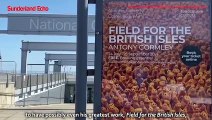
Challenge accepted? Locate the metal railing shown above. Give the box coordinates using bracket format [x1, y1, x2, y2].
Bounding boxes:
[15, 73, 66, 96]
[0, 72, 69, 107]
[0, 73, 16, 87]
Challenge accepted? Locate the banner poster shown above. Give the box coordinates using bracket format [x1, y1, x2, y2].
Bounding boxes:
[101, 0, 211, 119]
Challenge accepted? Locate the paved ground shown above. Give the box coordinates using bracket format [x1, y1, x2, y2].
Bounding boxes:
[0, 104, 93, 120]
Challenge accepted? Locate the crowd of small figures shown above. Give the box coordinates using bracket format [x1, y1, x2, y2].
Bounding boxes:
[102, 39, 211, 120]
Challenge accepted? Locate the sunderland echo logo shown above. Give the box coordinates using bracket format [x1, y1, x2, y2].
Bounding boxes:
[8, 6, 49, 12]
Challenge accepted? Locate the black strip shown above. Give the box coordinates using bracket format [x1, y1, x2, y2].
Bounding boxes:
[89, 0, 96, 4]
[94, 0, 103, 120]
[87, 69, 95, 76]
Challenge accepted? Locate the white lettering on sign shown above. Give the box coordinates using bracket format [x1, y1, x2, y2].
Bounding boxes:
[29, 18, 77, 31]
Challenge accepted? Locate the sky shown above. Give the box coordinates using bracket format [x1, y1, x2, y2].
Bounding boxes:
[0, 0, 96, 74]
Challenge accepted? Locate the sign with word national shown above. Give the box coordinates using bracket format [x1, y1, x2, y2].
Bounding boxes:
[7, 14, 95, 35]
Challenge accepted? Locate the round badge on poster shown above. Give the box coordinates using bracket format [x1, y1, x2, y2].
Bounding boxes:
[180, 45, 202, 67]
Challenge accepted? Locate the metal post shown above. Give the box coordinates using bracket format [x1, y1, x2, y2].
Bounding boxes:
[23, 92, 26, 107]
[53, 73, 57, 86]
[60, 84, 62, 103]
[6, 73, 8, 88]
[36, 74, 38, 93]
[58, 73, 59, 85]
[14, 74, 16, 87]
[65, 73, 67, 83]
[64, 84, 71, 103]
[29, 75, 31, 95]
[20, 74, 24, 98]
[53, 61, 57, 73]
[46, 74, 49, 89]
[50, 74, 53, 88]
[23, 75, 26, 107]
[47, 88, 49, 105]
[75, 0, 88, 119]
[42, 74, 44, 91]
[94, 0, 103, 119]
[45, 59, 49, 74]
[26, 75, 29, 95]
[63, 73, 67, 83]
[59, 73, 60, 84]
[21, 49, 28, 74]
[25, 75, 28, 103]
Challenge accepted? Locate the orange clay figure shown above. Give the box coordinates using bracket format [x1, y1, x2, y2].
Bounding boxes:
[183, 72, 192, 83]
[197, 87, 206, 97]
[134, 108, 142, 113]
[200, 111, 209, 120]
[167, 70, 175, 79]
[162, 92, 172, 101]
